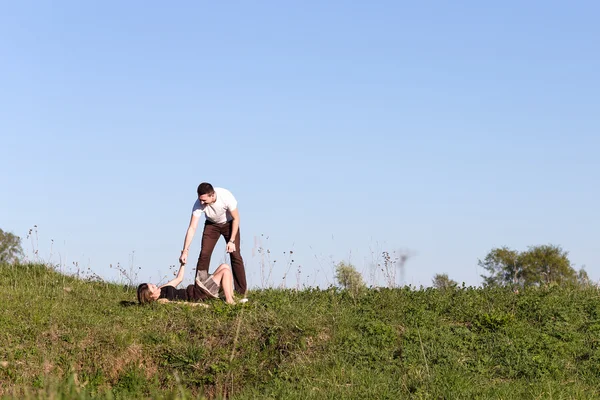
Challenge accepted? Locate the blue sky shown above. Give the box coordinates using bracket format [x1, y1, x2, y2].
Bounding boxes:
[1, 1, 598, 289]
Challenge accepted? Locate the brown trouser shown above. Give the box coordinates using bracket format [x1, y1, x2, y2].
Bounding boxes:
[196, 220, 247, 295]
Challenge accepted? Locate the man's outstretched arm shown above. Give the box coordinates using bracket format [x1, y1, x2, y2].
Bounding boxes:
[180, 213, 200, 264]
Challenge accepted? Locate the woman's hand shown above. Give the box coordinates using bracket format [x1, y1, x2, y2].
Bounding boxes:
[163, 261, 186, 288]
[179, 250, 188, 265]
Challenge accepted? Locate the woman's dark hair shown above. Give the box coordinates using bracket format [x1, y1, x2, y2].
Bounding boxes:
[197, 182, 214, 196]
[137, 283, 151, 304]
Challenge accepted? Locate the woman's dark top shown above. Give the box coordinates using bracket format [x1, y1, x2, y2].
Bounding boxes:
[159, 285, 188, 301]
[159, 285, 209, 302]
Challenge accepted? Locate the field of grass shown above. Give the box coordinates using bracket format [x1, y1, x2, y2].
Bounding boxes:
[1, 262, 600, 399]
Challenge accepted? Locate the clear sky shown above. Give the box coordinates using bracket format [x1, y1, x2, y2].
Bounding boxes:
[1, 1, 598, 289]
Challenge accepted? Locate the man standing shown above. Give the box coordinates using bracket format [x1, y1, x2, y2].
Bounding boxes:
[179, 182, 247, 296]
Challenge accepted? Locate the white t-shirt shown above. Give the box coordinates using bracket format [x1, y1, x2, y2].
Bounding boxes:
[192, 187, 238, 224]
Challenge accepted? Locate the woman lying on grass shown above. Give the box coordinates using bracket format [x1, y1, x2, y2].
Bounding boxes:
[137, 262, 235, 305]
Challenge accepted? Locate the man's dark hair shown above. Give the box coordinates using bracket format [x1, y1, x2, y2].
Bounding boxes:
[197, 182, 215, 196]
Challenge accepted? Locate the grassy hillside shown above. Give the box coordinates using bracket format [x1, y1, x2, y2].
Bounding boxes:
[1, 263, 600, 399]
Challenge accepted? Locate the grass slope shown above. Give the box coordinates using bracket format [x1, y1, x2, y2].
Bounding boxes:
[1, 263, 600, 399]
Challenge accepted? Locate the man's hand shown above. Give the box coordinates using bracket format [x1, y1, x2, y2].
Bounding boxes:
[179, 250, 188, 265]
[226, 241, 236, 253]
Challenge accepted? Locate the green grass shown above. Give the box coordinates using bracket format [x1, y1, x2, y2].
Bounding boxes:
[1, 262, 600, 399]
